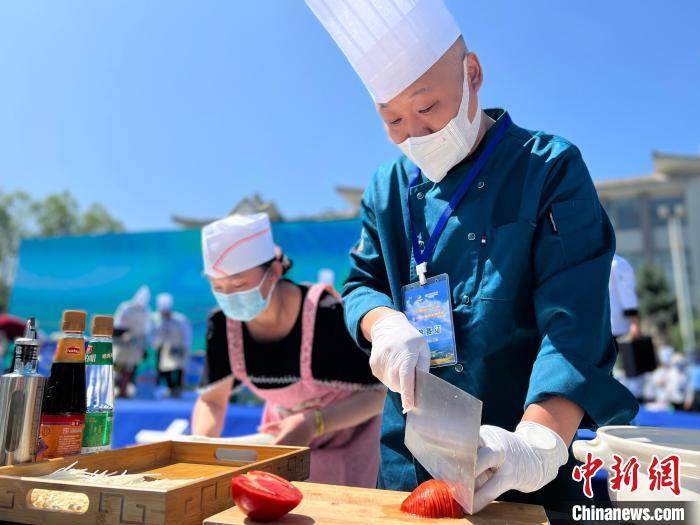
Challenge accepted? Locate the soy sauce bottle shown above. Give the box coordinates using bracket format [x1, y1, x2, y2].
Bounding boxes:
[37, 310, 87, 459]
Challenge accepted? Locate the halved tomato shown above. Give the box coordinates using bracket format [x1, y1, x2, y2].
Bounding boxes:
[400, 479, 464, 519]
[230, 470, 303, 522]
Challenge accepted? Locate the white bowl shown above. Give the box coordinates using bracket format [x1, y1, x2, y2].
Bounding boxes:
[572, 426, 700, 501]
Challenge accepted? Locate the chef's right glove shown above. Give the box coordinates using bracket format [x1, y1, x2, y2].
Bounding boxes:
[473, 421, 569, 513]
[369, 312, 431, 413]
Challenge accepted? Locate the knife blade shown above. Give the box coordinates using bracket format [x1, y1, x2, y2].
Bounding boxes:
[404, 369, 483, 514]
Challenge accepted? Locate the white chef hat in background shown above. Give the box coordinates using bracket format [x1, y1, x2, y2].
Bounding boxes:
[156, 293, 174, 313]
[201, 213, 275, 278]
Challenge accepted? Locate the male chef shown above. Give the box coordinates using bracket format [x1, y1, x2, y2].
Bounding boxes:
[306, 0, 638, 512]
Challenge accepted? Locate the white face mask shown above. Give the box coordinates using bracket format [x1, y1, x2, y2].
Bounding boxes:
[397, 60, 482, 183]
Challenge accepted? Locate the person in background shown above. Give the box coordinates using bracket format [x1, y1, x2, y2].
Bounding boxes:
[151, 293, 192, 398]
[609, 255, 641, 340]
[685, 349, 700, 411]
[306, 0, 637, 512]
[648, 346, 689, 409]
[609, 254, 646, 400]
[192, 213, 386, 488]
[0, 313, 27, 372]
[666, 353, 690, 411]
[113, 285, 151, 397]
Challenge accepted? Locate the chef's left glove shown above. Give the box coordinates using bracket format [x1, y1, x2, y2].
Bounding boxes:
[369, 312, 431, 413]
[473, 421, 568, 513]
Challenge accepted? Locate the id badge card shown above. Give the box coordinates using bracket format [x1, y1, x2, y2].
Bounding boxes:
[401, 273, 458, 368]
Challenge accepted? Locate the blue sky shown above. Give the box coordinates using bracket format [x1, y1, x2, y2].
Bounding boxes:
[1, 1, 698, 231]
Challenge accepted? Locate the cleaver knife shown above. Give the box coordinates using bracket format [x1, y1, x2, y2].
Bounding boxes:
[405, 369, 483, 514]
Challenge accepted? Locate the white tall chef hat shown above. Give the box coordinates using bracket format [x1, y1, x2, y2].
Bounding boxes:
[202, 213, 275, 278]
[156, 293, 173, 313]
[132, 285, 151, 308]
[305, 0, 462, 103]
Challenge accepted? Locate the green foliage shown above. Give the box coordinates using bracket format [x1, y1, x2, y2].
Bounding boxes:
[636, 261, 677, 324]
[671, 317, 700, 354]
[80, 203, 125, 234]
[0, 191, 32, 267]
[0, 189, 124, 311]
[0, 281, 8, 314]
[30, 191, 125, 237]
[0, 191, 33, 313]
[31, 191, 81, 237]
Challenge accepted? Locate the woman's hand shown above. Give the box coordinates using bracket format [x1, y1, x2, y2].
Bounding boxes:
[259, 411, 316, 446]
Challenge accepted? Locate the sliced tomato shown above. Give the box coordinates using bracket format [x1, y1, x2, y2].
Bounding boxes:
[400, 479, 464, 519]
[230, 470, 303, 522]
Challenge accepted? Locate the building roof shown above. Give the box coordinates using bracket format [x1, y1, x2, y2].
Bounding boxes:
[173, 152, 700, 226]
[172, 188, 361, 227]
[595, 152, 700, 199]
[336, 186, 364, 209]
[230, 194, 283, 221]
[595, 172, 667, 193]
[653, 151, 700, 176]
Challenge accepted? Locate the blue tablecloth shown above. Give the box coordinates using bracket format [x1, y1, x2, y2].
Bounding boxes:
[113, 398, 699, 450]
[112, 394, 263, 448]
[113, 397, 699, 501]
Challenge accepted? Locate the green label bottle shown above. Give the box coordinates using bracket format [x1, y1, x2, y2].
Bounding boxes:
[82, 316, 115, 453]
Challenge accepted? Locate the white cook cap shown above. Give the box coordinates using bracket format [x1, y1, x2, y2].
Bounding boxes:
[132, 285, 151, 308]
[305, 0, 461, 103]
[658, 346, 674, 366]
[202, 213, 275, 278]
[156, 293, 173, 312]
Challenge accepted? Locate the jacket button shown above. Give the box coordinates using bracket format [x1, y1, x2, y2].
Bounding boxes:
[467, 232, 476, 241]
[455, 363, 464, 373]
[477, 181, 485, 189]
[416, 191, 425, 200]
[462, 294, 471, 305]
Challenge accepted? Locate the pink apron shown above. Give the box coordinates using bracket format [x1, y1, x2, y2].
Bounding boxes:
[227, 284, 382, 488]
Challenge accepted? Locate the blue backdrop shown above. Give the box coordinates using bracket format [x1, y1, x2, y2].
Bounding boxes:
[9, 218, 362, 350]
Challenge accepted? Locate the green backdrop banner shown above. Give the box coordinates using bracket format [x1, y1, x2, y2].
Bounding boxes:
[9, 219, 362, 350]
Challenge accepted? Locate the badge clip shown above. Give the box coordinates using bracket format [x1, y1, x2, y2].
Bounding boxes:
[416, 262, 428, 286]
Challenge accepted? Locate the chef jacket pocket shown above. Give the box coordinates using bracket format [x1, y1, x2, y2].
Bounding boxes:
[478, 220, 536, 302]
[550, 199, 603, 268]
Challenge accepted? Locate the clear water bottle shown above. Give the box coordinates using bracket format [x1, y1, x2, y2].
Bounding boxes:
[81, 315, 114, 453]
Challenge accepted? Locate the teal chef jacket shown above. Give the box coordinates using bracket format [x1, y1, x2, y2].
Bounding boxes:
[342, 109, 639, 508]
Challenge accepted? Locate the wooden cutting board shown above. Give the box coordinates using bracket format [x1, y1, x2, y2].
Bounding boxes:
[204, 482, 549, 525]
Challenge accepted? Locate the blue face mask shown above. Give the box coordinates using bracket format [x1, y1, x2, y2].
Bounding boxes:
[214, 270, 276, 321]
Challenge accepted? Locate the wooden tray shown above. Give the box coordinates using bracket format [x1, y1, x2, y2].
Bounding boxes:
[0, 440, 309, 525]
[205, 482, 549, 525]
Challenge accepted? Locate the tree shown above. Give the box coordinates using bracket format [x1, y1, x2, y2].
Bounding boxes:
[0, 191, 33, 312]
[671, 317, 700, 354]
[0, 189, 124, 312]
[80, 203, 125, 234]
[31, 191, 81, 237]
[31, 192, 125, 237]
[0, 191, 33, 266]
[635, 261, 677, 341]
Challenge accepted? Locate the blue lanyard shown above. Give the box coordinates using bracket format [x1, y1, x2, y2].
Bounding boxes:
[408, 113, 512, 283]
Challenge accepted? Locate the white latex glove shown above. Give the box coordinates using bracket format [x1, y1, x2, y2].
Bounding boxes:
[473, 421, 568, 513]
[369, 312, 430, 413]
